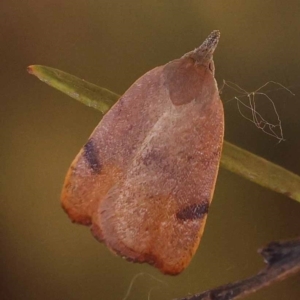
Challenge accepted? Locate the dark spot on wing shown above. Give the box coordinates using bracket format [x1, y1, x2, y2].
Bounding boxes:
[83, 139, 101, 174]
[142, 148, 163, 166]
[187, 155, 194, 162]
[176, 202, 209, 220]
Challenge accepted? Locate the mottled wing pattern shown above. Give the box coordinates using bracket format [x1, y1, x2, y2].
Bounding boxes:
[62, 66, 169, 225]
[62, 56, 223, 275]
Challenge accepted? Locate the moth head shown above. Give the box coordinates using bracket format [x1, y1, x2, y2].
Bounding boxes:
[183, 30, 220, 76]
[163, 30, 220, 106]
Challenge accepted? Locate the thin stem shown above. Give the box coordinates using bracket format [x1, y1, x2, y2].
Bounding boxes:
[221, 142, 300, 203]
[27, 65, 300, 204]
[175, 237, 300, 300]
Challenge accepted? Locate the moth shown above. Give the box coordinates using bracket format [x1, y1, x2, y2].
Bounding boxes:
[61, 30, 224, 275]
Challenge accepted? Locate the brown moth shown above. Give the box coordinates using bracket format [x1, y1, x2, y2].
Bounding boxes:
[61, 30, 224, 275]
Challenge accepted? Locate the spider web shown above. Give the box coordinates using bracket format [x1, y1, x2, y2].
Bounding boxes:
[219, 80, 295, 142]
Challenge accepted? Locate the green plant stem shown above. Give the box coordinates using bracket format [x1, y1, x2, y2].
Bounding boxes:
[28, 65, 300, 204]
[222, 142, 300, 202]
[27, 65, 119, 115]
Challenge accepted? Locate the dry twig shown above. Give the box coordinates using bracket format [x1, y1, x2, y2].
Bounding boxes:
[176, 237, 300, 300]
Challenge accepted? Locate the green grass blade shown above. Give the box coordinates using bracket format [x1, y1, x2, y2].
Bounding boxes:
[221, 142, 300, 203]
[27, 65, 119, 114]
[28, 65, 300, 204]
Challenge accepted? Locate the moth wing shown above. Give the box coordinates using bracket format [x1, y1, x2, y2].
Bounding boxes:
[91, 82, 224, 274]
[61, 66, 168, 226]
[62, 56, 224, 275]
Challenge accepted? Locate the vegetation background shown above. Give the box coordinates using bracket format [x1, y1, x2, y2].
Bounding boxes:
[1, 1, 300, 299]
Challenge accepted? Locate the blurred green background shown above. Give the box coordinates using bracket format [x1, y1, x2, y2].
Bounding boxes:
[1, 1, 300, 300]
